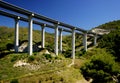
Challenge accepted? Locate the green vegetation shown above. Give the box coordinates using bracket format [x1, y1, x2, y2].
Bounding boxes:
[0, 26, 84, 83]
[0, 52, 85, 83]
[0, 26, 54, 52]
[0, 26, 14, 51]
[1, 20, 120, 83]
[80, 20, 120, 83]
[95, 20, 120, 30]
[81, 48, 120, 83]
[28, 55, 35, 62]
[0, 52, 72, 80]
[10, 79, 19, 83]
[98, 28, 120, 61]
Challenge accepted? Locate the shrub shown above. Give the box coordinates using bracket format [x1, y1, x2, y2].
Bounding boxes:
[63, 50, 71, 58]
[98, 29, 120, 61]
[75, 50, 86, 58]
[11, 55, 18, 62]
[44, 54, 52, 60]
[6, 43, 14, 51]
[81, 49, 120, 83]
[10, 79, 19, 83]
[28, 55, 35, 62]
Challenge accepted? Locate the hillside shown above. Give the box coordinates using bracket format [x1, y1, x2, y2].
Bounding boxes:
[92, 20, 120, 62]
[0, 26, 87, 57]
[1, 20, 120, 83]
[0, 26, 55, 52]
[91, 20, 120, 35]
[96, 20, 120, 30]
[82, 20, 120, 83]
[0, 26, 87, 83]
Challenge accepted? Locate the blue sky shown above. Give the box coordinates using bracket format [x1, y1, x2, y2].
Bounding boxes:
[0, 0, 120, 32]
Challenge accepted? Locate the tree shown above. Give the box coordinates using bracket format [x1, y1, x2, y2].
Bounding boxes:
[98, 28, 120, 61]
[81, 49, 120, 83]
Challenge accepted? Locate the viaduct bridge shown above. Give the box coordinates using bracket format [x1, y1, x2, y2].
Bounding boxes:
[0, 1, 99, 59]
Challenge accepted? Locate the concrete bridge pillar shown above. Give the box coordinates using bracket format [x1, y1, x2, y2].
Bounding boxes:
[14, 17, 20, 52]
[59, 29, 62, 53]
[41, 24, 46, 48]
[71, 28, 75, 59]
[83, 33, 87, 51]
[94, 34, 97, 46]
[28, 14, 34, 56]
[54, 23, 59, 56]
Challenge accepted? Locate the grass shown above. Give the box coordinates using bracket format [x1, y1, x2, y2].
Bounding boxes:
[0, 51, 87, 83]
[0, 52, 76, 81]
[1, 20, 120, 83]
[3, 67, 82, 83]
[0, 26, 89, 83]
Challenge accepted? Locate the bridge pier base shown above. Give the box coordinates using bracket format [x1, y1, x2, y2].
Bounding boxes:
[41, 25, 45, 48]
[54, 24, 58, 56]
[71, 28, 75, 59]
[83, 33, 87, 51]
[28, 14, 34, 56]
[14, 17, 20, 52]
[59, 29, 62, 53]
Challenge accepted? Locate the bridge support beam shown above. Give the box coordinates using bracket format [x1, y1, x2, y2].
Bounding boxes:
[28, 14, 34, 56]
[83, 33, 87, 51]
[54, 24, 59, 56]
[71, 28, 75, 59]
[94, 34, 97, 46]
[41, 25, 45, 48]
[14, 17, 20, 52]
[59, 29, 62, 53]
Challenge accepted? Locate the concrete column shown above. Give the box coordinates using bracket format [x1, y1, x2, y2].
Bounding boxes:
[94, 34, 97, 46]
[41, 25, 45, 48]
[14, 17, 20, 52]
[83, 33, 87, 51]
[71, 28, 75, 59]
[59, 29, 62, 53]
[28, 14, 34, 56]
[82, 34, 84, 46]
[54, 24, 59, 56]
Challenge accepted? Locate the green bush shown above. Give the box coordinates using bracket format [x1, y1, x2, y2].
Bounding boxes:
[75, 50, 86, 58]
[81, 49, 120, 83]
[6, 43, 14, 51]
[11, 55, 18, 62]
[98, 29, 120, 61]
[10, 79, 19, 83]
[28, 55, 35, 62]
[63, 50, 71, 58]
[44, 54, 52, 60]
